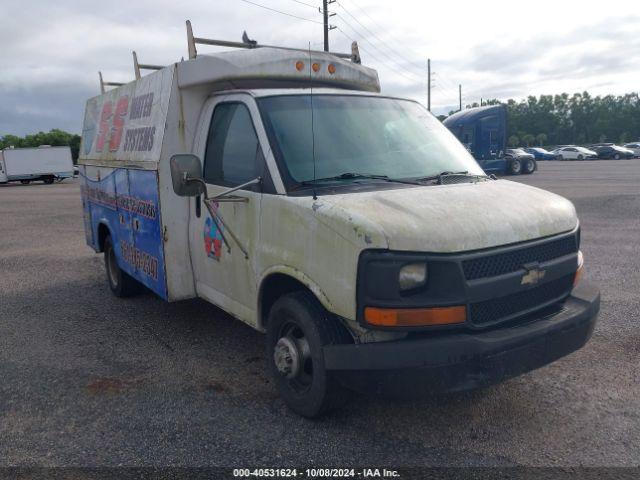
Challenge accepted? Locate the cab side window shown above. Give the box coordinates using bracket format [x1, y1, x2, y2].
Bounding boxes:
[203, 103, 263, 187]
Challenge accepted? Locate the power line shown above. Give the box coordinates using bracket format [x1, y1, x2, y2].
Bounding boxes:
[335, 1, 424, 74]
[335, 16, 423, 82]
[286, 0, 318, 9]
[237, 0, 323, 25]
[334, 26, 423, 84]
[341, 0, 463, 96]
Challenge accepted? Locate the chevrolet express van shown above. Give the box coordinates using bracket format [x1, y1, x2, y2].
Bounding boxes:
[78, 22, 600, 417]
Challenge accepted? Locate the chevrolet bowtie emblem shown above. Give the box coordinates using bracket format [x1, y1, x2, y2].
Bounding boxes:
[521, 267, 546, 285]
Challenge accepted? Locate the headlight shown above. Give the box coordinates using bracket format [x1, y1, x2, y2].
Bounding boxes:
[399, 263, 427, 291]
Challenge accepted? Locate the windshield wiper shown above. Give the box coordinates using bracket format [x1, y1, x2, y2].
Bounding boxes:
[297, 172, 421, 188]
[413, 170, 489, 184]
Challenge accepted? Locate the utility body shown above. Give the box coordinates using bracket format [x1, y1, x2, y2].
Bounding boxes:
[79, 23, 599, 417]
[0, 146, 74, 184]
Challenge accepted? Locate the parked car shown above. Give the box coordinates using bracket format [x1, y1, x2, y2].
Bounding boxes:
[552, 146, 597, 161]
[623, 143, 640, 158]
[594, 145, 635, 160]
[525, 147, 557, 160]
[504, 148, 537, 173]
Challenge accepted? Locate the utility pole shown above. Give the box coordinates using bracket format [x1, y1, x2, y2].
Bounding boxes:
[427, 58, 431, 111]
[322, 0, 336, 52]
[459, 84, 462, 111]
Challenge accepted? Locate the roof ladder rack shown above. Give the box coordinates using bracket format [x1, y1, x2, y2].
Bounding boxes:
[98, 71, 125, 94]
[185, 20, 361, 64]
[133, 51, 164, 80]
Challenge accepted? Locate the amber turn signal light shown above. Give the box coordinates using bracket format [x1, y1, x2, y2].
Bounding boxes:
[364, 306, 466, 327]
[328, 64, 336, 74]
[295, 61, 305, 71]
[312, 63, 321, 72]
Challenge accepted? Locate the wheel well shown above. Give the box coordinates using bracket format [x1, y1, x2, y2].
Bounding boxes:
[97, 223, 110, 252]
[259, 274, 310, 330]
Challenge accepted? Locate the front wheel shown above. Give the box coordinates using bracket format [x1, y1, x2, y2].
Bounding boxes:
[20, 180, 30, 185]
[104, 234, 142, 297]
[509, 159, 522, 175]
[43, 177, 55, 184]
[577, 154, 584, 161]
[266, 291, 352, 418]
[522, 158, 537, 174]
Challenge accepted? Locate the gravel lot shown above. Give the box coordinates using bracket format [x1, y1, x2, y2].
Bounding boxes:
[1, 160, 639, 467]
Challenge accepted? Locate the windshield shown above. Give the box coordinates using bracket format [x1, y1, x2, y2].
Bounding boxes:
[257, 95, 484, 187]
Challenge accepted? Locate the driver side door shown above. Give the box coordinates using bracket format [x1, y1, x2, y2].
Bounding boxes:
[188, 95, 266, 326]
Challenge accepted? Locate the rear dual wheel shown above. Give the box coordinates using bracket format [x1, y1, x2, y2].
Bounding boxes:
[103, 234, 142, 297]
[266, 291, 353, 418]
[509, 159, 522, 175]
[522, 158, 537, 174]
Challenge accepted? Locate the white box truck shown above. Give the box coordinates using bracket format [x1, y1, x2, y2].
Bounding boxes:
[78, 21, 600, 417]
[0, 146, 74, 184]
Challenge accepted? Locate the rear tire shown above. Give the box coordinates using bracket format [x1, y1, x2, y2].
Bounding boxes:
[614, 153, 621, 160]
[104, 234, 142, 297]
[266, 291, 353, 418]
[20, 180, 30, 185]
[557, 154, 564, 161]
[43, 177, 55, 185]
[522, 158, 536, 174]
[509, 159, 522, 175]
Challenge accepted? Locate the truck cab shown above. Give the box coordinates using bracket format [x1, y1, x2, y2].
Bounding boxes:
[443, 105, 537, 175]
[78, 22, 599, 417]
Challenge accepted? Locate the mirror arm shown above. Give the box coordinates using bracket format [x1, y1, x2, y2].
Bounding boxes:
[210, 177, 262, 201]
[183, 174, 208, 195]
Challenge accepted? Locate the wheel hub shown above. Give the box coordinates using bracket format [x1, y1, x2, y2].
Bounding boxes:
[274, 336, 301, 379]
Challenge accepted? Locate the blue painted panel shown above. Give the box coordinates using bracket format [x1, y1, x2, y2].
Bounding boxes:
[80, 168, 167, 300]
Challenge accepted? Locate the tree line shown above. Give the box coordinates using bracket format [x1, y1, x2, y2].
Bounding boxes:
[2, 91, 639, 158]
[0, 130, 81, 162]
[463, 91, 640, 148]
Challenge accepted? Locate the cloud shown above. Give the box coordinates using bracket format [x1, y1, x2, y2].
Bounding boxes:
[0, 0, 638, 135]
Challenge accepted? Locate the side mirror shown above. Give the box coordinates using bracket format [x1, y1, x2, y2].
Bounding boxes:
[170, 154, 206, 197]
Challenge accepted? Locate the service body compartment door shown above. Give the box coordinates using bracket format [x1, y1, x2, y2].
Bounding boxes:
[127, 169, 167, 299]
[189, 95, 265, 326]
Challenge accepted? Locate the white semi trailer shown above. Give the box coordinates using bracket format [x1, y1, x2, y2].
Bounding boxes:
[0, 146, 74, 184]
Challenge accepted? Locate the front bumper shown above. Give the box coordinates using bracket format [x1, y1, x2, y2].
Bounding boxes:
[324, 281, 599, 396]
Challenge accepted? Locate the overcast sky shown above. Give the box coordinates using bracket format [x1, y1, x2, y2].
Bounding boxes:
[0, 0, 638, 136]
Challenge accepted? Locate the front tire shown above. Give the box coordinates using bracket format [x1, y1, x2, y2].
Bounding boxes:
[43, 177, 55, 184]
[509, 158, 522, 175]
[557, 154, 564, 161]
[20, 180, 30, 185]
[577, 154, 584, 161]
[104, 234, 142, 297]
[522, 158, 536, 174]
[266, 291, 352, 418]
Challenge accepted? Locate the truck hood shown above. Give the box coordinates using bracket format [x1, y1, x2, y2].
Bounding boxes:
[312, 180, 578, 252]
